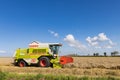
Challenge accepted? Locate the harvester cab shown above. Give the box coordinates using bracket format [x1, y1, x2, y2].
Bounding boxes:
[49, 43, 62, 58]
[13, 41, 73, 68]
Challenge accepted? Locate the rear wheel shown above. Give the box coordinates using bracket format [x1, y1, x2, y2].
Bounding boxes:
[18, 60, 26, 67]
[38, 57, 51, 67]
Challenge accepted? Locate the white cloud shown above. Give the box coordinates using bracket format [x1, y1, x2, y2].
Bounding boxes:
[48, 30, 59, 37]
[0, 50, 6, 53]
[86, 33, 115, 48]
[64, 34, 86, 50]
[98, 33, 108, 41]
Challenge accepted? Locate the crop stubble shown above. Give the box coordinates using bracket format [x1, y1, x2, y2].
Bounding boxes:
[0, 57, 120, 77]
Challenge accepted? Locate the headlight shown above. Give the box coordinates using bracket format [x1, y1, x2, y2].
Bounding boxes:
[53, 54, 58, 58]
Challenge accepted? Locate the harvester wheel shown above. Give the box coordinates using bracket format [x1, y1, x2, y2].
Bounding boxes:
[38, 57, 50, 67]
[18, 60, 26, 67]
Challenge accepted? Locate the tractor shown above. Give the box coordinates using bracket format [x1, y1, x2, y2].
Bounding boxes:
[13, 41, 73, 68]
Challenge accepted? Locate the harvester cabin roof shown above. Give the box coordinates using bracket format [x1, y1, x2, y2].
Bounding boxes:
[29, 41, 62, 48]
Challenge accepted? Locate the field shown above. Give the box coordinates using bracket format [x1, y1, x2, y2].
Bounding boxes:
[0, 57, 120, 79]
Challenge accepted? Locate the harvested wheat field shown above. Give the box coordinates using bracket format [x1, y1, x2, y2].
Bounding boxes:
[0, 57, 120, 77]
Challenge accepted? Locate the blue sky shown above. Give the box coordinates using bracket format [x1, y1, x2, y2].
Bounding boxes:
[0, 0, 120, 57]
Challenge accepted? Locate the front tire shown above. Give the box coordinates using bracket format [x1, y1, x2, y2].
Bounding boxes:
[38, 57, 51, 67]
[18, 60, 26, 67]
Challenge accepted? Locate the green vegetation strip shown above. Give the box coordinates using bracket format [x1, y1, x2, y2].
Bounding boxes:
[0, 71, 120, 80]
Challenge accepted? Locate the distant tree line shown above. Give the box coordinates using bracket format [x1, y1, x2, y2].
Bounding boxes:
[93, 51, 119, 57]
[66, 51, 120, 57]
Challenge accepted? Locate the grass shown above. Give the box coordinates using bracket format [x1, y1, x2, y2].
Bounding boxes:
[1, 71, 120, 80]
[0, 71, 80, 80]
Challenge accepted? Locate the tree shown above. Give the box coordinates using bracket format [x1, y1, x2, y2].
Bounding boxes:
[104, 52, 107, 56]
[96, 53, 99, 56]
[111, 51, 119, 56]
[93, 53, 99, 56]
[93, 53, 96, 56]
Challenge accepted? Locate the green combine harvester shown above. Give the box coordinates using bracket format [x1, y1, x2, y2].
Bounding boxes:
[13, 41, 73, 68]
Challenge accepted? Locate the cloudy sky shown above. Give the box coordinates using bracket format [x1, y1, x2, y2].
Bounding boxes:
[0, 0, 120, 56]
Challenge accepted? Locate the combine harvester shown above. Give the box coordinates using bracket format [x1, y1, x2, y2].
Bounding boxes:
[13, 41, 73, 68]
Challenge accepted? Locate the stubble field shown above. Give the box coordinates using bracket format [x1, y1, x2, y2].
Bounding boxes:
[0, 57, 120, 77]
